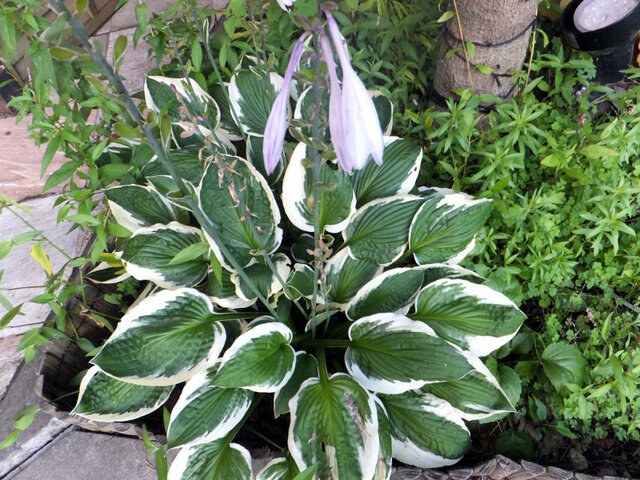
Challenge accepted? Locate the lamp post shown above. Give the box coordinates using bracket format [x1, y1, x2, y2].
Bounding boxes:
[561, 0, 640, 83]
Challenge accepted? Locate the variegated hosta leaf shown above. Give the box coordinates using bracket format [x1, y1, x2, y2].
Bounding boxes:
[72, 366, 173, 422]
[104, 185, 179, 233]
[282, 143, 356, 234]
[274, 352, 318, 417]
[247, 133, 284, 180]
[371, 91, 394, 136]
[380, 391, 470, 469]
[424, 352, 515, 420]
[145, 76, 221, 131]
[207, 271, 256, 309]
[346, 268, 425, 320]
[410, 278, 526, 357]
[168, 440, 252, 480]
[142, 150, 206, 186]
[256, 458, 314, 480]
[256, 458, 290, 480]
[92, 288, 225, 386]
[293, 87, 330, 142]
[344, 195, 423, 266]
[351, 137, 421, 207]
[345, 314, 473, 394]
[325, 249, 382, 306]
[167, 366, 254, 448]
[209, 83, 244, 142]
[213, 322, 295, 392]
[420, 263, 484, 286]
[286, 264, 315, 300]
[409, 193, 492, 265]
[289, 374, 379, 480]
[231, 254, 291, 303]
[121, 222, 208, 289]
[228, 70, 282, 134]
[374, 399, 393, 480]
[198, 156, 282, 269]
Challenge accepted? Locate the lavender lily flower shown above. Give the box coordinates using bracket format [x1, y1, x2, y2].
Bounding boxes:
[263, 32, 310, 175]
[325, 10, 384, 171]
[319, 33, 350, 172]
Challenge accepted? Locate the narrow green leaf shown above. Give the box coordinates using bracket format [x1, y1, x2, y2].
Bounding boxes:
[41, 136, 61, 177]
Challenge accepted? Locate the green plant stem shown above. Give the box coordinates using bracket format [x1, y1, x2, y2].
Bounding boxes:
[7, 208, 72, 260]
[48, 0, 281, 321]
[246, 427, 284, 452]
[317, 347, 329, 385]
[189, 2, 247, 142]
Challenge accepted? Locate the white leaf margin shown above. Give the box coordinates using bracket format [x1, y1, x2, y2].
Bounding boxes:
[217, 322, 295, 393]
[93, 288, 225, 386]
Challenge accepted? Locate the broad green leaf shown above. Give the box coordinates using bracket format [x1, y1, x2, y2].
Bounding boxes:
[72, 366, 172, 422]
[92, 288, 225, 385]
[293, 87, 330, 142]
[274, 352, 318, 417]
[409, 193, 492, 264]
[231, 254, 291, 303]
[257, 458, 313, 480]
[346, 314, 473, 394]
[167, 367, 253, 448]
[0, 241, 12, 261]
[374, 399, 393, 480]
[352, 137, 421, 206]
[344, 195, 423, 266]
[247, 132, 282, 180]
[380, 391, 470, 468]
[286, 264, 315, 299]
[168, 440, 251, 480]
[420, 263, 484, 286]
[169, 242, 210, 266]
[113, 34, 127, 61]
[424, 352, 514, 420]
[282, 143, 355, 233]
[228, 70, 280, 134]
[30, 243, 52, 275]
[142, 150, 205, 186]
[411, 279, 525, 357]
[346, 268, 424, 320]
[199, 156, 282, 269]
[42, 161, 80, 192]
[145, 76, 220, 130]
[209, 83, 244, 142]
[213, 322, 295, 392]
[541, 342, 585, 392]
[289, 374, 379, 480]
[580, 144, 619, 159]
[324, 249, 381, 305]
[371, 92, 394, 135]
[256, 458, 290, 480]
[105, 185, 179, 233]
[207, 270, 255, 309]
[121, 222, 208, 289]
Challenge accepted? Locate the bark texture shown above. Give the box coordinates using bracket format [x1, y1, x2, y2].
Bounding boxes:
[433, 0, 538, 101]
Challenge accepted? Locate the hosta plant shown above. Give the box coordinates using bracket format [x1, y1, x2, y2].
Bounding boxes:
[70, 6, 525, 479]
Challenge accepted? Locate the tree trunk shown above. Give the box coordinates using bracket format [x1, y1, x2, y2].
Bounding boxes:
[432, 0, 538, 102]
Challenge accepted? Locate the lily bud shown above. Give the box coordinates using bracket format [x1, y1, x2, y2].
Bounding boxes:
[325, 11, 384, 170]
[263, 32, 310, 175]
[320, 33, 350, 172]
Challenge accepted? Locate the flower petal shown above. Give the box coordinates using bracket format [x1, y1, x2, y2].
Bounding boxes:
[263, 32, 310, 174]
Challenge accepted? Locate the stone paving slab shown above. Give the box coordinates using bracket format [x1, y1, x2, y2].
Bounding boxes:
[0, 336, 24, 399]
[0, 116, 68, 202]
[0, 195, 90, 339]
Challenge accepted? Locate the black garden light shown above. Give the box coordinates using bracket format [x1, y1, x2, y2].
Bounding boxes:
[561, 0, 640, 83]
